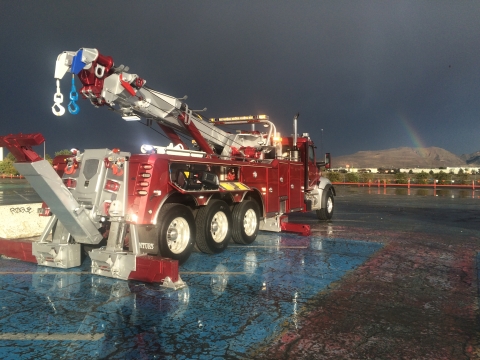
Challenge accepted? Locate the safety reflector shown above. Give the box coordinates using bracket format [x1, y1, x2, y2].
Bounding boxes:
[105, 180, 120, 192]
[103, 201, 111, 215]
[63, 178, 77, 189]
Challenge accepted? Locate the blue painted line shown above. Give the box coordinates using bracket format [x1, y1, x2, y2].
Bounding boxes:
[0, 234, 382, 359]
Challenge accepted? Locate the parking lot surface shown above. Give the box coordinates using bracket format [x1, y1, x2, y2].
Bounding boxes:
[0, 185, 479, 359]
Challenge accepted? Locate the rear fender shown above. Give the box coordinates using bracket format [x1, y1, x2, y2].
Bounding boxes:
[151, 190, 196, 225]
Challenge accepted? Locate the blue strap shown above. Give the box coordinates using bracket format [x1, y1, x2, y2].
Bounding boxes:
[70, 49, 85, 75]
[68, 75, 80, 115]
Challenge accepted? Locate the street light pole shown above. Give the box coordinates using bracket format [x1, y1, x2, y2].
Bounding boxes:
[320, 129, 324, 161]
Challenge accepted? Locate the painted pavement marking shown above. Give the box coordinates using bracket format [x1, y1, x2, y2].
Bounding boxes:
[229, 245, 308, 248]
[0, 333, 104, 341]
[0, 271, 89, 275]
[181, 271, 248, 275]
[0, 236, 383, 359]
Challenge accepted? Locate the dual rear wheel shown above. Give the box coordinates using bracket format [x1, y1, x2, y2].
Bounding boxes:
[157, 203, 196, 264]
[195, 200, 232, 254]
[157, 199, 261, 262]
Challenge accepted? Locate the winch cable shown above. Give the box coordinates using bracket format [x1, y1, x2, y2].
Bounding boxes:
[142, 86, 245, 149]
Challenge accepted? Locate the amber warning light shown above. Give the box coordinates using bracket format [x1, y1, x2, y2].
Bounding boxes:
[210, 115, 269, 122]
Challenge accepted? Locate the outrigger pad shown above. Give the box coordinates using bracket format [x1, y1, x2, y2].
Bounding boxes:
[280, 216, 311, 236]
[0, 238, 37, 263]
[129, 255, 180, 284]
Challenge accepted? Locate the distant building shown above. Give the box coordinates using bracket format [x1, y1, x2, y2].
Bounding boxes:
[330, 167, 377, 173]
[330, 166, 479, 174]
[400, 167, 479, 174]
[0, 147, 3, 161]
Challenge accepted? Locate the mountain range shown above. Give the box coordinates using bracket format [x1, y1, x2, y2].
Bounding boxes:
[333, 147, 480, 169]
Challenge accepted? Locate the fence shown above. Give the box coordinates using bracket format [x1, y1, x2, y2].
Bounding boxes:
[333, 179, 477, 189]
[0, 174, 24, 179]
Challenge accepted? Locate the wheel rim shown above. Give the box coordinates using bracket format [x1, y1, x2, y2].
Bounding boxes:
[210, 211, 228, 243]
[166, 217, 190, 254]
[243, 208, 257, 236]
[326, 196, 333, 213]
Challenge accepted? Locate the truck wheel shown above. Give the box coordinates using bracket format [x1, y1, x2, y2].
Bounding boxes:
[158, 203, 195, 264]
[195, 200, 232, 254]
[316, 189, 334, 220]
[232, 200, 260, 244]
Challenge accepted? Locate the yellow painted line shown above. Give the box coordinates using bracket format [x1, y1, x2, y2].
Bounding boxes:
[0, 271, 89, 275]
[0, 333, 104, 341]
[310, 229, 346, 232]
[229, 245, 308, 249]
[181, 271, 247, 275]
[337, 220, 367, 222]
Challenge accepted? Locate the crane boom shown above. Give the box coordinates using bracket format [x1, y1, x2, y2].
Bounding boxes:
[53, 48, 275, 158]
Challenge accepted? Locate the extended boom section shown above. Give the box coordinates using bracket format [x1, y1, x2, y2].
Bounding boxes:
[53, 48, 277, 158]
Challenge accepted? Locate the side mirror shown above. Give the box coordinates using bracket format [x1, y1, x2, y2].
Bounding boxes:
[316, 152, 331, 170]
[325, 153, 331, 169]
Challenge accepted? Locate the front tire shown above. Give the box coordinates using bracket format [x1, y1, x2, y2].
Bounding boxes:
[195, 200, 232, 254]
[316, 189, 334, 220]
[232, 200, 260, 244]
[157, 203, 195, 264]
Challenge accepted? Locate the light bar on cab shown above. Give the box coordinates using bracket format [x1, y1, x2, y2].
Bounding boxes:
[210, 115, 269, 122]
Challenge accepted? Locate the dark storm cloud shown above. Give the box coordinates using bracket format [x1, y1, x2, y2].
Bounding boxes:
[1, 1, 479, 157]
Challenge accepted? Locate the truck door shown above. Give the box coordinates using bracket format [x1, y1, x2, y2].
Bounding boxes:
[289, 163, 304, 210]
[306, 143, 319, 190]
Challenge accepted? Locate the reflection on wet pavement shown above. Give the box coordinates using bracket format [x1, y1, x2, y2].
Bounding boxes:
[0, 234, 381, 359]
[1, 185, 479, 359]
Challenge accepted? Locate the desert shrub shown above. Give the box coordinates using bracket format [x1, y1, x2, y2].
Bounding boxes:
[434, 171, 448, 184]
[0, 159, 19, 175]
[415, 171, 429, 184]
[345, 172, 359, 183]
[395, 172, 408, 184]
[325, 171, 341, 182]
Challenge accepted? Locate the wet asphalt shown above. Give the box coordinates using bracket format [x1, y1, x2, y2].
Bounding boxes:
[267, 186, 480, 359]
[0, 184, 479, 359]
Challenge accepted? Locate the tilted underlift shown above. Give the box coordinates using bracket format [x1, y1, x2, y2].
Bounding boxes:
[0, 133, 183, 288]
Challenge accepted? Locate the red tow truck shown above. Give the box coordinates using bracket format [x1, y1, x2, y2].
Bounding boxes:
[0, 48, 334, 288]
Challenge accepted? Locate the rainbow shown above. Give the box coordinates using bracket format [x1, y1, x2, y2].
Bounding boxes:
[398, 114, 428, 158]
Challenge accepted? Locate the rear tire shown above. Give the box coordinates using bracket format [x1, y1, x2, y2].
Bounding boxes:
[195, 200, 232, 254]
[157, 203, 195, 264]
[316, 189, 334, 220]
[232, 200, 260, 244]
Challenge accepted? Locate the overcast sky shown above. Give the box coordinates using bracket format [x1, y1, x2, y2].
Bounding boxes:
[1, 1, 480, 158]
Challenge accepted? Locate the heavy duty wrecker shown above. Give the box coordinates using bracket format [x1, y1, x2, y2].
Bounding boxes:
[0, 48, 335, 288]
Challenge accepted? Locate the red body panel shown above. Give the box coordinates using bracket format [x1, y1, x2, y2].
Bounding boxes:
[0, 133, 44, 162]
[126, 152, 313, 224]
[267, 167, 279, 214]
[289, 164, 304, 210]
